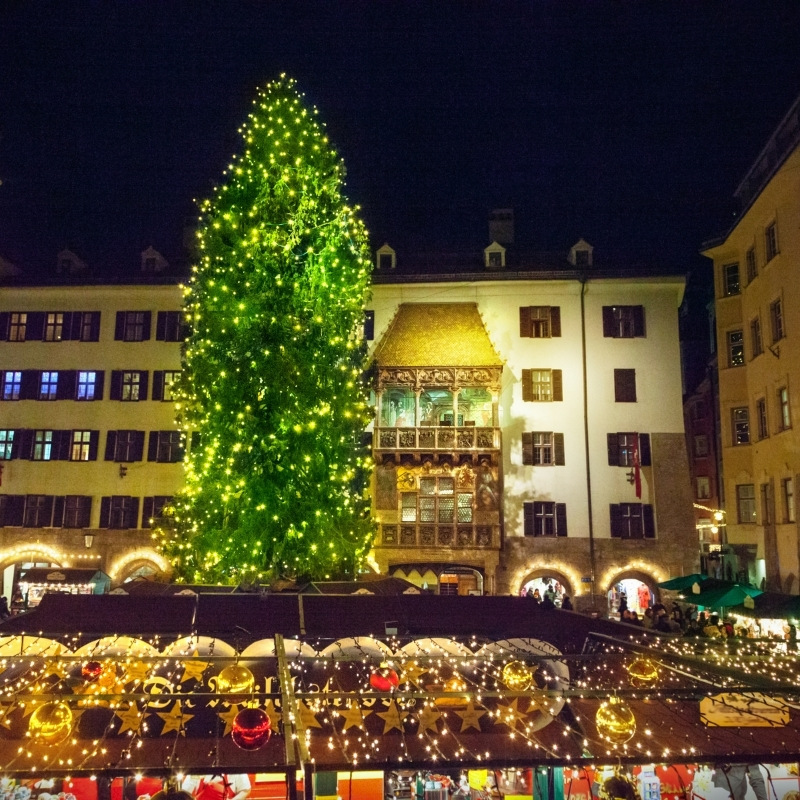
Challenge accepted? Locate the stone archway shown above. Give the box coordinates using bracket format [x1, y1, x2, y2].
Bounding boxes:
[108, 549, 171, 587]
[0, 544, 66, 575]
[518, 567, 574, 600]
[603, 568, 661, 617]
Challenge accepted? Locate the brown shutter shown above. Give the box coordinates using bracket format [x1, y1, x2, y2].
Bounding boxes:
[522, 432, 533, 465]
[27, 312, 45, 340]
[0, 312, 9, 340]
[141, 311, 152, 341]
[523, 502, 535, 536]
[142, 497, 155, 529]
[114, 312, 125, 340]
[57, 370, 77, 400]
[519, 307, 532, 338]
[521, 369, 532, 402]
[109, 371, 122, 400]
[99, 497, 111, 528]
[550, 306, 561, 337]
[148, 432, 159, 462]
[52, 496, 65, 527]
[88, 431, 99, 461]
[639, 433, 651, 466]
[105, 431, 117, 461]
[152, 371, 164, 401]
[556, 503, 567, 537]
[554, 432, 565, 465]
[614, 369, 636, 402]
[602, 307, 614, 337]
[643, 504, 655, 538]
[94, 370, 105, 400]
[633, 305, 646, 337]
[607, 433, 620, 466]
[156, 311, 167, 341]
[139, 371, 149, 399]
[552, 369, 563, 401]
[609, 504, 622, 538]
[132, 431, 145, 461]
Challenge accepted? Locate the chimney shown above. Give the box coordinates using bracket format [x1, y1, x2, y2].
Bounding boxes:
[488, 208, 514, 245]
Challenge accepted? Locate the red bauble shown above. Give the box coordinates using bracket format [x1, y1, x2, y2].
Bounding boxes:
[231, 707, 272, 751]
[82, 661, 103, 681]
[369, 666, 399, 692]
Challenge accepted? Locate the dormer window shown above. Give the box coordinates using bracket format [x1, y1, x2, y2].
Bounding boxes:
[56, 248, 86, 274]
[484, 241, 506, 270]
[141, 246, 167, 273]
[569, 239, 594, 267]
[376, 243, 396, 270]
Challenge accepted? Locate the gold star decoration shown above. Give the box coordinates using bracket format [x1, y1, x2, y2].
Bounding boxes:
[115, 703, 144, 735]
[122, 661, 153, 685]
[0, 703, 15, 730]
[494, 697, 528, 731]
[218, 703, 241, 736]
[297, 700, 322, 729]
[157, 700, 193, 736]
[401, 661, 428, 687]
[417, 704, 442, 733]
[180, 652, 210, 683]
[376, 700, 406, 733]
[339, 700, 370, 731]
[43, 660, 69, 680]
[263, 699, 283, 730]
[455, 700, 487, 732]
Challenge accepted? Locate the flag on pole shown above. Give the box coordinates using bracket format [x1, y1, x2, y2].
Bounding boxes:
[632, 434, 642, 499]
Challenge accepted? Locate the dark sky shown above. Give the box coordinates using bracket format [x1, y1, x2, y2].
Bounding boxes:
[2, 2, 800, 275]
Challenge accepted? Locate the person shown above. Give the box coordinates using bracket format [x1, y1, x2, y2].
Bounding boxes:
[617, 593, 628, 616]
[0, 597, 9, 620]
[541, 593, 556, 610]
[532, 588, 541, 604]
[642, 607, 654, 629]
[560, 595, 573, 611]
[787, 624, 798, 652]
[181, 775, 251, 800]
[525, 587, 534, 598]
[654, 606, 673, 634]
[713, 764, 767, 800]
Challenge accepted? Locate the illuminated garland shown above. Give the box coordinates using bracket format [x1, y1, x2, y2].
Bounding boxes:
[154, 75, 374, 583]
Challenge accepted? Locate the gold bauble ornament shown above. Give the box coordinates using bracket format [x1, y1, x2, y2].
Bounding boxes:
[595, 696, 636, 744]
[502, 660, 534, 691]
[28, 701, 73, 745]
[213, 664, 255, 701]
[433, 675, 469, 708]
[627, 657, 659, 687]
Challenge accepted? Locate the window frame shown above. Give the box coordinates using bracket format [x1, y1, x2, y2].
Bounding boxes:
[8, 312, 27, 342]
[23, 495, 54, 528]
[609, 502, 655, 539]
[614, 368, 637, 402]
[732, 407, 750, 445]
[693, 434, 709, 458]
[696, 476, 711, 499]
[783, 478, 795, 523]
[523, 500, 567, 537]
[1, 371, 22, 401]
[756, 397, 768, 440]
[726, 330, 744, 367]
[750, 317, 763, 358]
[519, 306, 561, 338]
[770, 298, 784, 343]
[778, 386, 791, 431]
[32, 430, 54, 461]
[522, 431, 566, 466]
[746, 246, 757, 283]
[722, 263, 740, 297]
[736, 483, 756, 524]
[38, 371, 59, 400]
[765, 222, 779, 262]
[521, 368, 563, 402]
[602, 305, 646, 338]
[0, 429, 14, 460]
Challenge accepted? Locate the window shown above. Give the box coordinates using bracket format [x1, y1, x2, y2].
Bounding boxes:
[523, 501, 567, 537]
[1, 371, 22, 401]
[519, 306, 561, 338]
[115, 311, 151, 342]
[39, 371, 58, 400]
[110, 370, 149, 401]
[607, 433, 651, 467]
[62, 495, 92, 528]
[522, 432, 565, 466]
[43, 313, 64, 342]
[726, 330, 744, 367]
[363, 310, 375, 341]
[732, 407, 750, 444]
[756, 397, 768, 440]
[610, 503, 655, 538]
[770, 299, 784, 342]
[0, 495, 25, 526]
[778, 387, 791, 431]
[765, 222, 779, 262]
[0, 430, 14, 460]
[8, 312, 27, 342]
[722, 263, 740, 296]
[152, 370, 180, 401]
[783, 478, 795, 523]
[521, 369, 563, 402]
[77, 371, 99, 400]
[401, 476, 472, 525]
[32, 430, 54, 461]
[614, 369, 637, 402]
[746, 246, 757, 283]
[750, 318, 763, 358]
[736, 484, 756, 524]
[691, 402, 707, 421]
[122, 372, 141, 401]
[100, 496, 140, 529]
[70, 430, 92, 462]
[156, 311, 186, 342]
[694, 434, 709, 458]
[142, 495, 173, 529]
[696, 476, 711, 499]
[73, 311, 101, 342]
[602, 306, 645, 338]
[105, 430, 145, 462]
[148, 431, 184, 463]
[23, 495, 54, 528]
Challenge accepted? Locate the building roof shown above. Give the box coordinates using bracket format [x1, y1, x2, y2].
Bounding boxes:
[373, 303, 502, 367]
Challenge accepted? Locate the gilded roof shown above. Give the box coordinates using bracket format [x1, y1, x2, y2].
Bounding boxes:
[374, 303, 502, 367]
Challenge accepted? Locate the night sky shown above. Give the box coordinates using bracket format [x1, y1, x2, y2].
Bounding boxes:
[2, 2, 800, 276]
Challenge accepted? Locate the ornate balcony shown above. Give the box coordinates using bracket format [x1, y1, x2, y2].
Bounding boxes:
[380, 523, 497, 549]
[375, 425, 500, 454]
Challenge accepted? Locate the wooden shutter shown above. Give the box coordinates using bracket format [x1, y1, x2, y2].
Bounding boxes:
[607, 433, 620, 466]
[638, 433, 651, 466]
[53, 430, 72, 461]
[105, 431, 117, 461]
[78, 497, 92, 528]
[26, 312, 45, 341]
[633, 306, 646, 337]
[148, 432, 159, 462]
[614, 369, 636, 402]
[109, 371, 123, 400]
[56, 370, 77, 400]
[132, 431, 145, 461]
[602, 307, 615, 337]
[364, 311, 375, 341]
[609, 504, 622, 538]
[9, 429, 23, 459]
[126, 497, 140, 529]
[643, 504, 655, 538]
[550, 306, 561, 337]
[141, 311, 152, 341]
[554, 432, 565, 465]
[521, 432, 533, 465]
[521, 369, 532, 402]
[523, 502, 535, 536]
[40, 495, 55, 526]
[114, 312, 125, 340]
[52, 496, 65, 527]
[555, 503, 568, 537]
[3, 495, 26, 526]
[139, 371, 149, 399]
[142, 497, 155, 529]
[94, 370, 105, 400]
[21, 370, 39, 399]
[69, 313, 83, 340]
[155, 311, 167, 341]
[152, 371, 164, 401]
[88, 431, 100, 461]
[552, 369, 563, 401]
[20, 429, 35, 459]
[519, 307, 532, 338]
[0, 312, 9, 340]
[89, 312, 101, 341]
[59, 312, 73, 341]
[99, 497, 111, 528]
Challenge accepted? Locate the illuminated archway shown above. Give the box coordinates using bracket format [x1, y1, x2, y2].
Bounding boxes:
[108, 549, 170, 585]
[0, 544, 66, 573]
[601, 562, 665, 617]
[510, 558, 583, 598]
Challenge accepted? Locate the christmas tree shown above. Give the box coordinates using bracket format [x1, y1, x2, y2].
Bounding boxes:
[156, 75, 374, 584]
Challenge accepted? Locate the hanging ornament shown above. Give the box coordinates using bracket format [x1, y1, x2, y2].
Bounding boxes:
[82, 661, 103, 682]
[599, 773, 641, 800]
[433, 675, 469, 708]
[231, 707, 272, 750]
[595, 697, 636, 744]
[502, 660, 535, 691]
[96, 662, 119, 688]
[627, 657, 659, 687]
[28, 701, 73, 745]
[212, 664, 256, 701]
[369, 664, 400, 692]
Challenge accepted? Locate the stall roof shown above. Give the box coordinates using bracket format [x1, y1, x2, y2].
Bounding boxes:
[18, 567, 109, 584]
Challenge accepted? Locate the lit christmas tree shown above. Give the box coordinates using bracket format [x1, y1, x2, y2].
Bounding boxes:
[156, 75, 374, 584]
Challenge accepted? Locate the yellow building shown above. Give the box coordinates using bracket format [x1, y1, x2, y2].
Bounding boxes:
[702, 94, 800, 592]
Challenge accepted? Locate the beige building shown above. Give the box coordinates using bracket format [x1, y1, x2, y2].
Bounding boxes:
[702, 94, 800, 592]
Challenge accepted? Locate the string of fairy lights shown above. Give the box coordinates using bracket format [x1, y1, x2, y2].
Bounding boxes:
[0, 629, 797, 778]
[155, 74, 374, 585]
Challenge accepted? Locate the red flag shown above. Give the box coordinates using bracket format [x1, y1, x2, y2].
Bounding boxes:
[632, 434, 642, 499]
